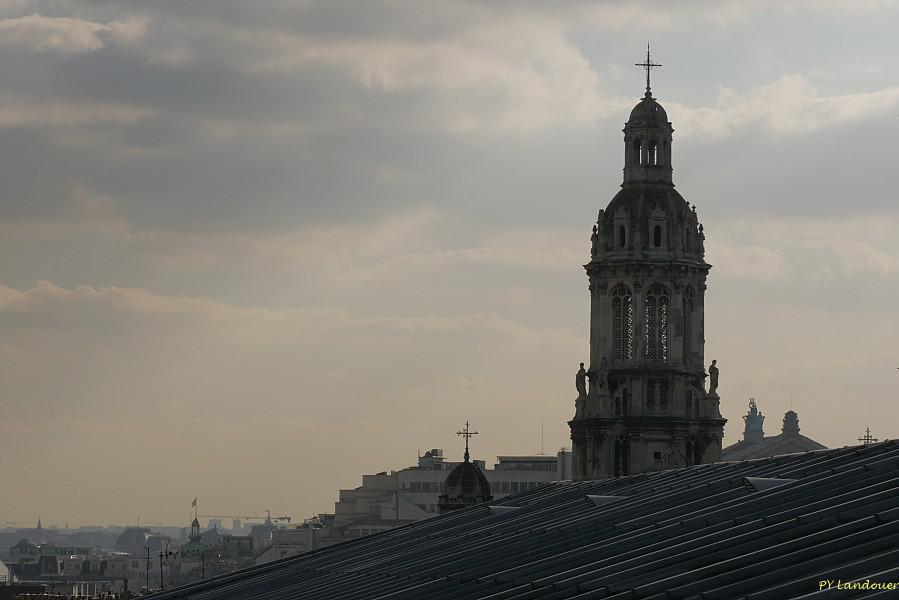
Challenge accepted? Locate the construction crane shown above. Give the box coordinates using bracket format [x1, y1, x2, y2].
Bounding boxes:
[198, 510, 291, 524]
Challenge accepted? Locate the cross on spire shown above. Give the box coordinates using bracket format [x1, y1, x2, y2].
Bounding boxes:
[635, 43, 661, 97]
[456, 420, 479, 462]
[858, 427, 879, 445]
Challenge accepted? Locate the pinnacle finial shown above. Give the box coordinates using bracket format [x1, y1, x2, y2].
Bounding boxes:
[635, 43, 661, 97]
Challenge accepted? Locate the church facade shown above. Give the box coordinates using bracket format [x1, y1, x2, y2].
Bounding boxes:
[569, 59, 726, 480]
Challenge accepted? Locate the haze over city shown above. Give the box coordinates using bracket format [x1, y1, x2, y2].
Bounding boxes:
[2, 0, 898, 528]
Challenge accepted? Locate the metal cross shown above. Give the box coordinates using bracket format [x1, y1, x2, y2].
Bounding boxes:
[857, 427, 879, 445]
[456, 420, 479, 462]
[635, 43, 662, 96]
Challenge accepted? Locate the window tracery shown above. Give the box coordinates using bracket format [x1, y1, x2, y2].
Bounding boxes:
[683, 287, 694, 358]
[644, 285, 670, 361]
[611, 286, 634, 360]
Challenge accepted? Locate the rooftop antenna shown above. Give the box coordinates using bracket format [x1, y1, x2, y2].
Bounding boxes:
[635, 42, 662, 97]
[540, 422, 546, 456]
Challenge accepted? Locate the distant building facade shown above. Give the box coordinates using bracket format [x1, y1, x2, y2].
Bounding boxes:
[255, 515, 342, 564]
[333, 448, 571, 538]
[722, 399, 827, 460]
[114, 526, 169, 555]
[6, 533, 159, 594]
[169, 518, 255, 585]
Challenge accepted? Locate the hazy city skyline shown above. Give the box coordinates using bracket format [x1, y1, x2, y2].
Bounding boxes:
[2, 0, 898, 526]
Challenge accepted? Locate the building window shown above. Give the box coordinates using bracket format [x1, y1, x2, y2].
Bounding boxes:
[649, 209, 666, 249]
[644, 286, 670, 361]
[649, 379, 669, 409]
[683, 287, 694, 359]
[648, 140, 658, 165]
[611, 286, 634, 360]
[614, 208, 629, 249]
[632, 139, 642, 165]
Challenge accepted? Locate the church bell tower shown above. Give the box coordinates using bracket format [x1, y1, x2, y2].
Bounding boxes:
[569, 48, 726, 480]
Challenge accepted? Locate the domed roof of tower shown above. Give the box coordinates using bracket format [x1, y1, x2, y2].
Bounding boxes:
[438, 459, 492, 513]
[595, 185, 703, 259]
[603, 183, 691, 220]
[628, 93, 669, 128]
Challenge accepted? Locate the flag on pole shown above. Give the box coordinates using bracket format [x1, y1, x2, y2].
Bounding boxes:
[192, 497, 197, 508]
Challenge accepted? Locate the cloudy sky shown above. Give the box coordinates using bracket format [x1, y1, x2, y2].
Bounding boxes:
[1, 0, 898, 527]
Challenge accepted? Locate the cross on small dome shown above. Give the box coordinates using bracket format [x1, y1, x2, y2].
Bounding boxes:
[456, 420, 479, 462]
[635, 43, 662, 97]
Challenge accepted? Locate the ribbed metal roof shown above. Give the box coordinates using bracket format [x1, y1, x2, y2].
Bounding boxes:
[148, 442, 899, 599]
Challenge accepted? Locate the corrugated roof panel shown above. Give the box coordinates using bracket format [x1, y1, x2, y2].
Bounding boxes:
[146, 441, 899, 600]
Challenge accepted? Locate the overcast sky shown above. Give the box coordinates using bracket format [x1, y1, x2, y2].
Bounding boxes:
[1, 0, 898, 528]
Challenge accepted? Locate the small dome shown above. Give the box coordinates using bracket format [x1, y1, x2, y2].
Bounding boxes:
[13, 537, 37, 550]
[438, 460, 492, 513]
[191, 518, 200, 528]
[628, 94, 669, 128]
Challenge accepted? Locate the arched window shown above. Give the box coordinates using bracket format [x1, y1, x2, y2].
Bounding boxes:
[632, 139, 642, 165]
[649, 209, 666, 250]
[648, 140, 658, 165]
[685, 225, 692, 251]
[683, 287, 694, 359]
[644, 285, 670, 361]
[611, 286, 634, 360]
[614, 208, 629, 250]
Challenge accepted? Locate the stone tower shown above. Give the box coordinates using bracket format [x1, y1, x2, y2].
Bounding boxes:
[569, 56, 726, 480]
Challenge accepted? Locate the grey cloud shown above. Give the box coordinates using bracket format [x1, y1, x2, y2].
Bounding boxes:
[0, 13, 145, 54]
[3, 0, 899, 525]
